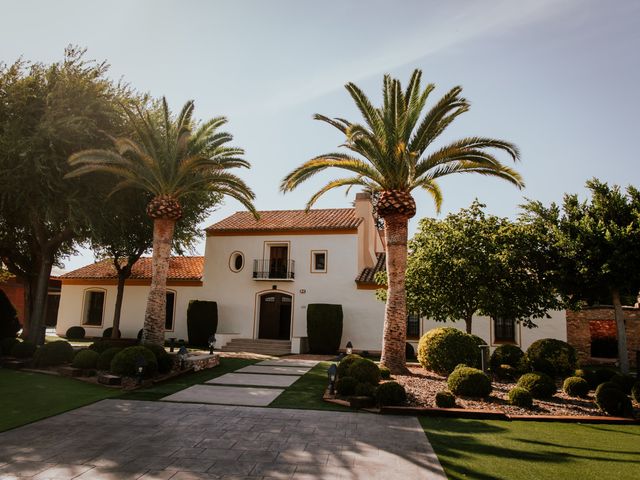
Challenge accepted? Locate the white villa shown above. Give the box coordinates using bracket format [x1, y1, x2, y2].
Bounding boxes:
[56, 193, 567, 354]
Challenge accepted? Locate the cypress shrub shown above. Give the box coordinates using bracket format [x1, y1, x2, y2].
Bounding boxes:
[337, 354, 362, 378]
[72, 349, 99, 369]
[525, 339, 577, 378]
[447, 366, 492, 397]
[490, 344, 525, 371]
[517, 372, 556, 399]
[508, 387, 533, 408]
[10, 340, 37, 358]
[306, 304, 343, 354]
[418, 327, 480, 375]
[187, 300, 218, 347]
[562, 376, 589, 398]
[66, 326, 86, 340]
[435, 391, 456, 408]
[110, 346, 158, 377]
[595, 386, 633, 417]
[375, 381, 407, 406]
[0, 289, 20, 339]
[33, 341, 74, 367]
[348, 358, 381, 385]
[97, 347, 123, 371]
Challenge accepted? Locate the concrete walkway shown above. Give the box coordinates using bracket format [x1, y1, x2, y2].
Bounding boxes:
[0, 399, 447, 479]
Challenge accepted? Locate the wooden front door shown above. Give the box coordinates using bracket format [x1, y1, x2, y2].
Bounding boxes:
[269, 246, 288, 279]
[258, 293, 292, 340]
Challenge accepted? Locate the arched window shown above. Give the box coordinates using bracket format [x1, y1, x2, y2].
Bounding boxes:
[82, 289, 106, 326]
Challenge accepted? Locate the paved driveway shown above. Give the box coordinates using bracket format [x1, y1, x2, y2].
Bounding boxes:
[0, 400, 446, 479]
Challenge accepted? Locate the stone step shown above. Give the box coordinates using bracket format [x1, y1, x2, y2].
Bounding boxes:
[221, 338, 292, 355]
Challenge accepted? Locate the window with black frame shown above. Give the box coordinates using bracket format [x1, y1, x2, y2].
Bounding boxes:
[493, 317, 516, 343]
[407, 313, 421, 339]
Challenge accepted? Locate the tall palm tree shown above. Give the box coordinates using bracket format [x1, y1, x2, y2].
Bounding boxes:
[67, 98, 257, 346]
[281, 70, 523, 373]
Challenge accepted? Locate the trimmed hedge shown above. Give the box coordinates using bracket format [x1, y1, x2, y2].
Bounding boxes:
[379, 366, 391, 380]
[97, 347, 123, 371]
[611, 374, 636, 394]
[10, 340, 37, 358]
[525, 339, 577, 378]
[33, 341, 74, 367]
[348, 358, 381, 386]
[447, 366, 492, 397]
[375, 381, 407, 406]
[1, 337, 20, 356]
[65, 326, 86, 340]
[418, 327, 480, 375]
[337, 354, 362, 378]
[517, 372, 556, 399]
[72, 349, 99, 369]
[435, 391, 456, 408]
[110, 346, 158, 377]
[102, 327, 121, 338]
[336, 376, 358, 396]
[508, 387, 533, 408]
[562, 376, 589, 398]
[0, 289, 20, 340]
[144, 344, 174, 374]
[490, 344, 525, 371]
[306, 304, 343, 354]
[595, 384, 633, 417]
[187, 300, 218, 347]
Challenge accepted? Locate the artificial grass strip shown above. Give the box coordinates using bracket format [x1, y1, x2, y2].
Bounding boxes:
[420, 417, 640, 480]
[0, 369, 119, 433]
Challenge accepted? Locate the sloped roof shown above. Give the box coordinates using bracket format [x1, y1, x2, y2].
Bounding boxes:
[61, 256, 204, 281]
[355, 252, 386, 286]
[206, 208, 362, 234]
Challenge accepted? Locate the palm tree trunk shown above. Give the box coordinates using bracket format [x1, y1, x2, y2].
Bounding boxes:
[380, 213, 410, 374]
[141, 218, 175, 346]
[611, 288, 629, 374]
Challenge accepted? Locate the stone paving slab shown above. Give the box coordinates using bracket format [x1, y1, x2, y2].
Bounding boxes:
[0, 400, 446, 479]
[161, 385, 285, 406]
[206, 373, 300, 388]
[235, 365, 311, 375]
[257, 359, 319, 368]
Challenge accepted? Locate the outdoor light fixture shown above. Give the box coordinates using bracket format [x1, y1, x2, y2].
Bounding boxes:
[327, 363, 338, 395]
[178, 345, 188, 370]
[208, 335, 216, 355]
[169, 338, 176, 353]
[346, 341, 353, 355]
[135, 356, 147, 385]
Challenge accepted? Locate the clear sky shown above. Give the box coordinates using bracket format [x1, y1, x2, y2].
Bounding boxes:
[1, 0, 639, 270]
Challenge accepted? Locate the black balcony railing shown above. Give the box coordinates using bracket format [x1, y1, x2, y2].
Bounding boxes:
[253, 259, 295, 280]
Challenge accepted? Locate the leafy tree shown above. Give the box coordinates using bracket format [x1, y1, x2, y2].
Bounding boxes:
[281, 69, 522, 372]
[522, 179, 640, 373]
[67, 98, 256, 346]
[0, 47, 131, 343]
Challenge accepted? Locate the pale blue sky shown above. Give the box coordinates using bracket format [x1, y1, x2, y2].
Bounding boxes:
[1, 0, 639, 270]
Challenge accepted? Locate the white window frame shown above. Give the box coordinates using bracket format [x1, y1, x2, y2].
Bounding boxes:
[310, 250, 328, 273]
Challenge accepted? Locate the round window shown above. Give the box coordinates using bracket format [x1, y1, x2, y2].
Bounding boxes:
[230, 252, 244, 272]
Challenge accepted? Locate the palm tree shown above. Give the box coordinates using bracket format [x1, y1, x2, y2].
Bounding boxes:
[67, 98, 257, 346]
[281, 70, 523, 373]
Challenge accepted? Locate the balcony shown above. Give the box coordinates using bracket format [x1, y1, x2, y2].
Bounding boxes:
[253, 259, 295, 280]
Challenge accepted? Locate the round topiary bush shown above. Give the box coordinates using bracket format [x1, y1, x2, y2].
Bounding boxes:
[418, 327, 480, 375]
[447, 366, 492, 397]
[435, 390, 456, 408]
[336, 376, 358, 396]
[508, 387, 533, 408]
[495, 364, 518, 381]
[375, 381, 407, 406]
[355, 382, 376, 397]
[490, 344, 525, 371]
[562, 376, 589, 398]
[611, 374, 636, 394]
[631, 381, 640, 404]
[143, 344, 174, 374]
[33, 341, 74, 367]
[379, 366, 391, 380]
[348, 358, 381, 386]
[102, 327, 121, 339]
[10, 340, 37, 358]
[97, 347, 123, 371]
[65, 326, 86, 340]
[110, 346, 158, 377]
[337, 354, 363, 378]
[1, 337, 20, 355]
[594, 381, 621, 398]
[575, 367, 617, 390]
[595, 385, 633, 417]
[517, 372, 556, 399]
[72, 349, 99, 369]
[525, 339, 577, 378]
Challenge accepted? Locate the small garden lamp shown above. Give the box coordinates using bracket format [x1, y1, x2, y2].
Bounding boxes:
[208, 335, 216, 355]
[327, 363, 338, 395]
[178, 345, 188, 370]
[135, 355, 147, 385]
[346, 341, 353, 355]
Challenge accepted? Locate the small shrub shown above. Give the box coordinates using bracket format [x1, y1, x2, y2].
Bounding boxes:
[379, 366, 391, 380]
[306, 304, 343, 354]
[595, 381, 621, 397]
[89, 340, 120, 354]
[0, 289, 20, 339]
[495, 364, 518, 381]
[10, 340, 37, 358]
[33, 341, 74, 367]
[490, 344, 525, 371]
[1, 337, 20, 355]
[562, 376, 589, 398]
[187, 300, 218, 347]
[508, 387, 533, 408]
[376, 381, 407, 406]
[447, 366, 492, 397]
[65, 326, 86, 340]
[144, 344, 174, 374]
[595, 385, 633, 417]
[418, 327, 480, 375]
[110, 346, 158, 377]
[575, 367, 617, 390]
[611, 374, 636, 394]
[102, 327, 121, 339]
[525, 339, 577, 378]
[517, 372, 556, 399]
[348, 358, 381, 386]
[435, 390, 456, 408]
[355, 382, 376, 397]
[336, 376, 358, 396]
[406, 342, 416, 360]
[337, 354, 363, 378]
[631, 381, 640, 404]
[72, 349, 99, 369]
[97, 347, 123, 371]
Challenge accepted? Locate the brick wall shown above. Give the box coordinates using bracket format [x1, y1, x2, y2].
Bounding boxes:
[566, 307, 640, 368]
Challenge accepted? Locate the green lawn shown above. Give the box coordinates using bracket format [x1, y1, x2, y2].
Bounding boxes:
[0, 369, 119, 433]
[420, 417, 640, 480]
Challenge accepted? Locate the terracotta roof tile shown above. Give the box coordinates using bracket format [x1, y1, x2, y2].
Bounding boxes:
[355, 252, 386, 285]
[206, 208, 362, 233]
[61, 256, 204, 281]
